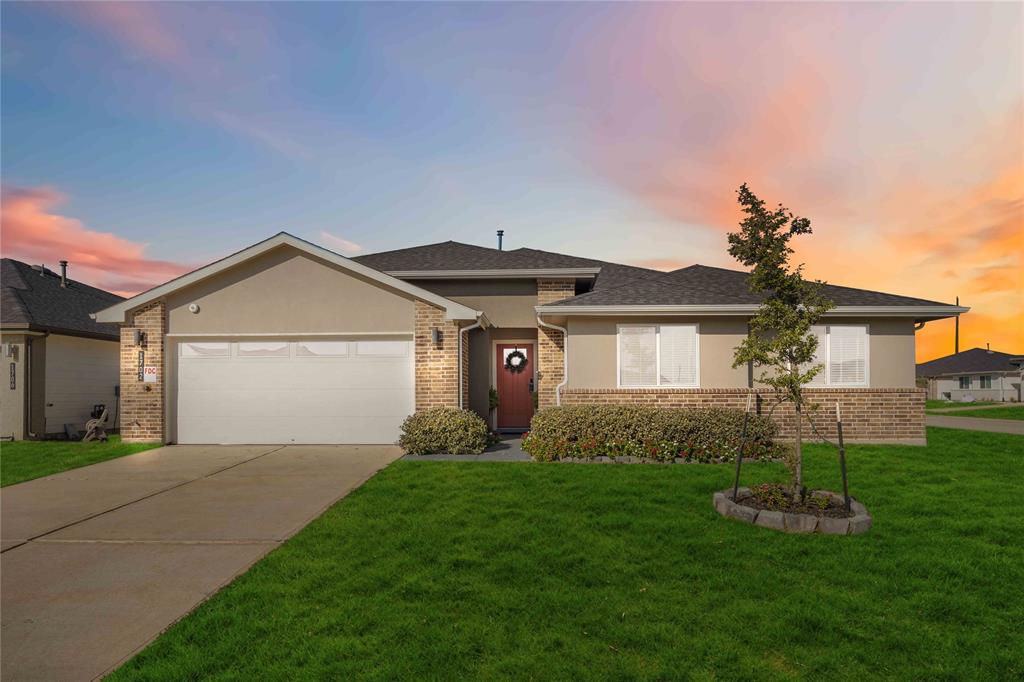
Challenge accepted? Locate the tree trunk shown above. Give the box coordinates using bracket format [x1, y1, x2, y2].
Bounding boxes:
[794, 402, 803, 501]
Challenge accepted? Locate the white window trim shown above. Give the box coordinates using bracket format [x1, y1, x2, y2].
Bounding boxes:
[810, 324, 870, 388]
[615, 323, 700, 388]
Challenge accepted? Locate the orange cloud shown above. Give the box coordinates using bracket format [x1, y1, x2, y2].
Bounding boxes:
[1, 186, 191, 297]
[627, 258, 690, 272]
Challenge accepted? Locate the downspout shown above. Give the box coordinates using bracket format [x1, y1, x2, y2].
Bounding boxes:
[536, 315, 568, 406]
[458, 315, 484, 409]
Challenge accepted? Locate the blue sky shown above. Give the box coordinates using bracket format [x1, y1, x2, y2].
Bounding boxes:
[1, 2, 1021, 358]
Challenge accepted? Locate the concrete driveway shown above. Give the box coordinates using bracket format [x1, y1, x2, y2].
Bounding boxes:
[1, 444, 400, 681]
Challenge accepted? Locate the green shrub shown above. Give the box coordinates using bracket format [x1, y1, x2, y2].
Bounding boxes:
[521, 405, 778, 463]
[399, 407, 490, 455]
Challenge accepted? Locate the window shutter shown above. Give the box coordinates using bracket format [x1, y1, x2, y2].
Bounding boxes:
[619, 326, 657, 386]
[659, 325, 698, 386]
[829, 326, 867, 385]
[806, 325, 827, 385]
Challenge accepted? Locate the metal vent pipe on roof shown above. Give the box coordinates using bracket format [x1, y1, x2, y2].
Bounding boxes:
[497, 229, 504, 251]
[59, 260, 69, 287]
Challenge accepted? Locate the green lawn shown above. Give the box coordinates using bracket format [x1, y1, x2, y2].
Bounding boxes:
[0, 437, 161, 487]
[934, 406, 1024, 421]
[111, 427, 1023, 681]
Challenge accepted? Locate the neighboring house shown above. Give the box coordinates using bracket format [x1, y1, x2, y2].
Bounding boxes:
[917, 348, 1023, 402]
[95, 232, 966, 446]
[1, 259, 124, 440]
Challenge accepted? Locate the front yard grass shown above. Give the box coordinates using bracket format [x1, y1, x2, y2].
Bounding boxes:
[111, 427, 1023, 680]
[0, 436, 161, 487]
[931, 405, 1024, 421]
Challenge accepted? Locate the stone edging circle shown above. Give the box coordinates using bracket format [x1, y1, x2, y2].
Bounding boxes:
[713, 488, 872, 535]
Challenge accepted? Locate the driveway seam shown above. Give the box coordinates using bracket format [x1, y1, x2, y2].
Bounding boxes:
[0, 445, 286, 554]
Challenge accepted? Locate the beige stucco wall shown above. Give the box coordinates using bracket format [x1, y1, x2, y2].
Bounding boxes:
[43, 334, 120, 434]
[0, 333, 47, 440]
[0, 334, 28, 439]
[165, 246, 415, 335]
[566, 316, 919, 389]
[568, 316, 749, 389]
[407, 279, 537, 328]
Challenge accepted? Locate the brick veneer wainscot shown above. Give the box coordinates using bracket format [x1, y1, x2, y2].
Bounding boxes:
[119, 300, 166, 443]
[561, 387, 926, 444]
[414, 300, 463, 410]
[536, 279, 575, 408]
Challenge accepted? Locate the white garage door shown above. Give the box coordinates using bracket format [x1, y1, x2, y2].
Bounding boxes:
[176, 338, 414, 444]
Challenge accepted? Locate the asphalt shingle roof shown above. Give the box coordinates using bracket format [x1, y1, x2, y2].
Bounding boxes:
[352, 241, 665, 291]
[1, 259, 124, 340]
[916, 348, 1023, 377]
[352, 242, 955, 309]
[546, 265, 954, 307]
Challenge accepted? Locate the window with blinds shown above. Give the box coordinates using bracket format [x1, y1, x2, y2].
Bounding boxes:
[618, 324, 698, 387]
[802, 325, 869, 387]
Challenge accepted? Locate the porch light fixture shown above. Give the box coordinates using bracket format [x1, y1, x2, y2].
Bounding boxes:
[133, 329, 145, 347]
[431, 328, 442, 345]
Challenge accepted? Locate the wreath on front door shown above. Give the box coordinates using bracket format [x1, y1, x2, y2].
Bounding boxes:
[504, 349, 528, 373]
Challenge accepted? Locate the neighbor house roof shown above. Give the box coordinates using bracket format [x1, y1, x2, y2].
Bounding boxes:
[916, 348, 1024, 378]
[536, 264, 966, 320]
[1, 258, 124, 340]
[94, 232, 484, 324]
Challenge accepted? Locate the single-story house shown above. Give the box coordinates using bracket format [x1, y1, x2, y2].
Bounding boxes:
[94, 232, 966, 446]
[917, 348, 1023, 402]
[1, 258, 124, 440]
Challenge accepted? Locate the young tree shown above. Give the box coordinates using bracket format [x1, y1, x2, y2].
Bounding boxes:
[728, 184, 833, 499]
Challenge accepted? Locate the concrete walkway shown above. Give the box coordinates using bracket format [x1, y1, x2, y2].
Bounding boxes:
[926, 415, 1024, 435]
[401, 436, 532, 461]
[1, 444, 400, 681]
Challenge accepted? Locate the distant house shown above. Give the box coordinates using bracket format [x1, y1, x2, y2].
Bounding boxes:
[1, 259, 124, 440]
[916, 348, 1023, 403]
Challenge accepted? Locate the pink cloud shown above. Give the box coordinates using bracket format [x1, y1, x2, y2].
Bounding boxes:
[1, 186, 191, 297]
[319, 231, 363, 256]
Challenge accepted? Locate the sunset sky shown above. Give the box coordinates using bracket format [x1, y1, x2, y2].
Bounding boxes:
[2, 2, 1020, 361]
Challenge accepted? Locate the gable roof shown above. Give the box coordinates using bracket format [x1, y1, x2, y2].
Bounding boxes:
[94, 233, 483, 324]
[352, 241, 667, 292]
[916, 348, 1024, 377]
[536, 264, 967, 320]
[1, 258, 124, 340]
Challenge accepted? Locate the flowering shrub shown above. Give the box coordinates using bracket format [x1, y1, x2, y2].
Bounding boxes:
[399, 407, 490, 455]
[522, 405, 778, 463]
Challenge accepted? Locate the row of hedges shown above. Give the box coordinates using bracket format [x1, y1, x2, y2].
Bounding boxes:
[521, 405, 778, 462]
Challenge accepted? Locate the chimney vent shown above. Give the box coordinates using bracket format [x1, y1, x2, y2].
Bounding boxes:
[497, 229, 504, 251]
[59, 260, 69, 287]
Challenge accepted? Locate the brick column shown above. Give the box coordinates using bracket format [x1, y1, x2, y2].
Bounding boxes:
[536, 279, 575, 409]
[120, 300, 166, 442]
[414, 300, 461, 410]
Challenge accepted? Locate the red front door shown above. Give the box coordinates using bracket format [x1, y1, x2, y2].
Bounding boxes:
[496, 343, 535, 430]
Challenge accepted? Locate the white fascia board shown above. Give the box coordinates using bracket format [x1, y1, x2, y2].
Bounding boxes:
[535, 304, 971, 318]
[94, 232, 481, 324]
[386, 268, 600, 279]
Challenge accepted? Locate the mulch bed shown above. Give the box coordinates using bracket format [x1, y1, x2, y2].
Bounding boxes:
[737, 490, 855, 519]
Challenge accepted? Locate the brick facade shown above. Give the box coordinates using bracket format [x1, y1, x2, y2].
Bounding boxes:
[414, 300, 462, 410]
[536, 279, 575, 408]
[119, 301, 167, 443]
[561, 387, 926, 444]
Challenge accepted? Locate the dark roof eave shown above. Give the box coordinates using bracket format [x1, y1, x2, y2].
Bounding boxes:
[0, 323, 119, 342]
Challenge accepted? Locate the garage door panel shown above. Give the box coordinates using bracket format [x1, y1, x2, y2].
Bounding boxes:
[176, 338, 414, 444]
[177, 416, 406, 445]
[177, 388, 413, 419]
